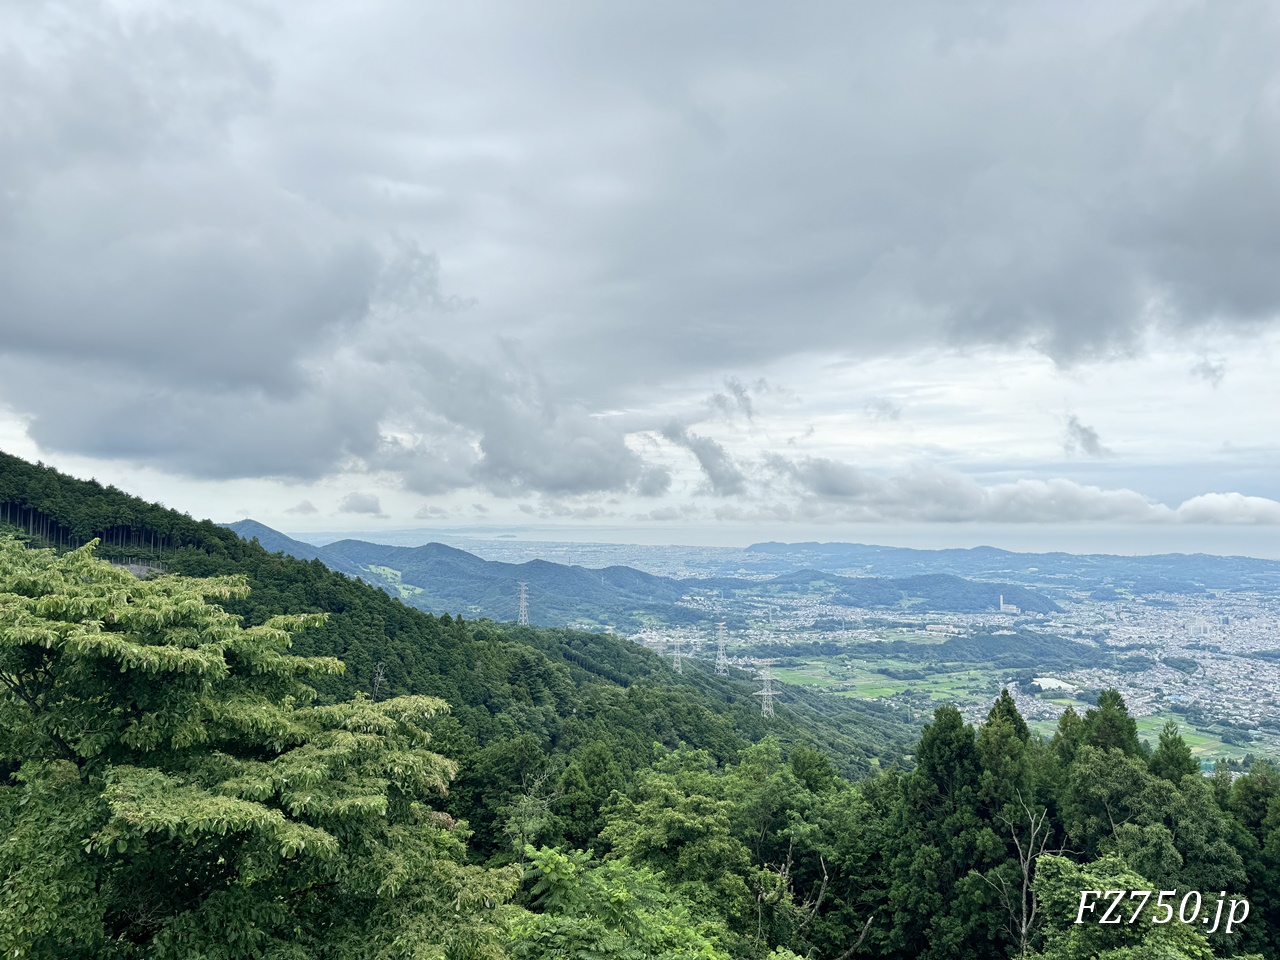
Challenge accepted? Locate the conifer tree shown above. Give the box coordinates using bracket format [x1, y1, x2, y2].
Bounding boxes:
[0, 537, 517, 959]
[1081, 689, 1142, 757]
[1149, 719, 1199, 783]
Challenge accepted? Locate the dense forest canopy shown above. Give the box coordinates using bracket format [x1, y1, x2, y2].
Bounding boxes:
[3, 453, 1280, 958]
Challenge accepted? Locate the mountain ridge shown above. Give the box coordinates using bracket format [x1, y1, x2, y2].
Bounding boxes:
[743, 538, 1280, 591]
[226, 519, 1062, 626]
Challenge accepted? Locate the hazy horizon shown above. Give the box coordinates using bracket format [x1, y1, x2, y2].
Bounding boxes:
[264, 519, 1280, 561]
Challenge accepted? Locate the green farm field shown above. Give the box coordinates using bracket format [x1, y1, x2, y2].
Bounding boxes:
[772, 656, 1273, 765]
[771, 657, 1002, 705]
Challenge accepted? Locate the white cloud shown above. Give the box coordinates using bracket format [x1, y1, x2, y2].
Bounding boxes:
[1174, 493, 1280, 525]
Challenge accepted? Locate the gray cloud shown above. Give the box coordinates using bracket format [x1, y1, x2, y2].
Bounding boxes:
[662, 422, 748, 496]
[2, 357, 385, 479]
[635, 464, 673, 497]
[707, 377, 757, 420]
[638, 504, 701, 522]
[1190, 356, 1226, 387]
[786, 425, 816, 446]
[338, 492, 386, 517]
[1064, 415, 1112, 458]
[414, 504, 448, 519]
[285, 499, 318, 515]
[473, 0, 1280, 389]
[3, 0, 1280, 522]
[366, 341, 654, 498]
[766, 454, 876, 500]
[0, 4, 377, 389]
[756, 453, 1280, 524]
[532, 499, 616, 520]
[864, 397, 903, 421]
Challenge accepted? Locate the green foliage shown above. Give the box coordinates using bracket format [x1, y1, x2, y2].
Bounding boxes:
[1082, 689, 1143, 757]
[1149, 721, 1199, 783]
[6, 454, 1280, 959]
[1028, 855, 1259, 960]
[511, 845, 734, 960]
[0, 538, 518, 958]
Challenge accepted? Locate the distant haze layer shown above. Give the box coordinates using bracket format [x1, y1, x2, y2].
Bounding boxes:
[287, 523, 1280, 561]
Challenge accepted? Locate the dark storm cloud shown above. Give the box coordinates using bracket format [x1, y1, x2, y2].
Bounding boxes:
[661, 422, 748, 496]
[5, 0, 1280, 501]
[1063, 416, 1112, 459]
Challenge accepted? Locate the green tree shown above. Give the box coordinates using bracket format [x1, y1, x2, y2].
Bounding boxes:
[1081, 689, 1142, 757]
[511, 845, 743, 960]
[880, 704, 995, 959]
[1148, 721, 1199, 783]
[788, 745, 838, 796]
[1028, 854, 1260, 960]
[0, 538, 518, 959]
[973, 692, 1058, 957]
[1050, 706, 1085, 767]
[599, 748, 757, 939]
[555, 741, 625, 847]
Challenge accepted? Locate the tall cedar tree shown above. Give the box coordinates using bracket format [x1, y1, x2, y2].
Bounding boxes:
[0, 537, 518, 959]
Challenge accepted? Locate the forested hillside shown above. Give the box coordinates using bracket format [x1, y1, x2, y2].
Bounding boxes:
[4, 451, 1280, 959]
[0, 452, 910, 796]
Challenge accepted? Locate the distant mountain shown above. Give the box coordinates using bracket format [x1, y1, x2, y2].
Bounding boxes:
[746, 540, 1280, 593]
[315, 538, 689, 628]
[224, 519, 364, 577]
[222, 521, 1061, 627]
[701, 568, 1059, 614]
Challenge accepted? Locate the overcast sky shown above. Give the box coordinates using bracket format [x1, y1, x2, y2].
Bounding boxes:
[3, 0, 1280, 555]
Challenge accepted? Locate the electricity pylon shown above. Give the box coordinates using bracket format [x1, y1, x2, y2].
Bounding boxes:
[754, 660, 776, 718]
[517, 581, 529, 625]
[715, 621, 730, 676]
[672, 634, 684, 673]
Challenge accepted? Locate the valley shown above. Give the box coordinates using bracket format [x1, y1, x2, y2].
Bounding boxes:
[236, 518, 1280, 766]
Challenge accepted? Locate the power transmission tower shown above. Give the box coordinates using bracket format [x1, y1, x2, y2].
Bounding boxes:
[715, 621, 730, 676]
[672, 634, 683, 673]
[754, 660, 777, 718]
[517, 581, 529, 625]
